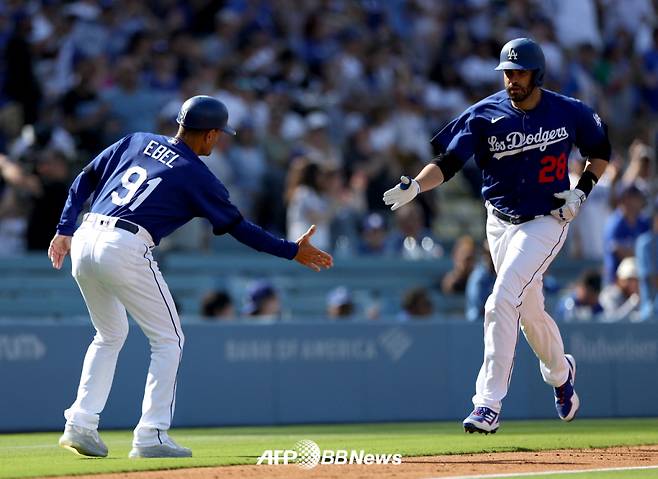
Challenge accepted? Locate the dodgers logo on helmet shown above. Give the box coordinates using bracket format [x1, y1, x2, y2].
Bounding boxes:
[495, 38, 545, 86]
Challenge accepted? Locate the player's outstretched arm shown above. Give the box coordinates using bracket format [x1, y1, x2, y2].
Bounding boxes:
[294, 225, 334, 272]
[383, 163, 445, 211]
[48, 234, 72, 270]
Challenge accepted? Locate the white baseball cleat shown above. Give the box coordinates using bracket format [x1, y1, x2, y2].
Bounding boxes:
[463, 406, 500, 434]
[58, 424, 108, 457]
[129, 434, 192, 458]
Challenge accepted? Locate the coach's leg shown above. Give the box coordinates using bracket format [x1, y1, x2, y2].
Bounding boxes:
[65, 231, 129, 430]
[114, 246, 184, 447]
[473, 216, 569, 412]
[519, 281, 570, 387]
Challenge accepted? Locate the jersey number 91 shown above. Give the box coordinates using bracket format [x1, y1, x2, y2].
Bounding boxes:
[111, 166, 162, 211]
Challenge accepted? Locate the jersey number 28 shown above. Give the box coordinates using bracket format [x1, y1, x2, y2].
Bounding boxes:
[111, 166, 162, 211]
[538, 153, 567, 183]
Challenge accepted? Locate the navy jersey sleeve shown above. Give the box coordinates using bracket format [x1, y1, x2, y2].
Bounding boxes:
[194, 173, 298, 260]
[573, 102, 611, 161]
[430, 110, 479, 164]
[56, 136, 129, 235]
[194, 174, 244, 235]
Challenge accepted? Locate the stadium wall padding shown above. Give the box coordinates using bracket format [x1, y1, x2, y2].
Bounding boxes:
[0, 321, 656, 431]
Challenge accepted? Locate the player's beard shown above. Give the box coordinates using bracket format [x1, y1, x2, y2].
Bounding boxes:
[506, 84, 534, 103]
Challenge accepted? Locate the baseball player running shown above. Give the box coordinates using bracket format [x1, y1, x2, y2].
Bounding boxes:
[384, 38, 610, 434]
[48, 96, 333, 458]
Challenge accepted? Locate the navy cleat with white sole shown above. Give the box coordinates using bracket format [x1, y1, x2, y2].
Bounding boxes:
[554, 354, 580, 421]
[463, 407, 500, 434]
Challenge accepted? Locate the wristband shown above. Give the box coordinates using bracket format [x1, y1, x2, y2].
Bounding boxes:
[575, 170, 598, 197]
[432, 151, 462, 182]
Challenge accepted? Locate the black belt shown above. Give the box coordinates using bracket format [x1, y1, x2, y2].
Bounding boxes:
[491, 208, 541, 225]
[96, 217, 139, 234]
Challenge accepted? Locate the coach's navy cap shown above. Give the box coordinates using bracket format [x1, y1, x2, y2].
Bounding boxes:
[176, 95, 236, 135]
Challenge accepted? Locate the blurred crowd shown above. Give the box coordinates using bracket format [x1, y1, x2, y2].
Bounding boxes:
[0, 0, 656, 321]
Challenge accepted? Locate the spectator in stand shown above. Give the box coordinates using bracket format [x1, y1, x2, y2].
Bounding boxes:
[201, 290, 235, 320]
[620, 141, 655, 195]
[244, 280, 281, 320]
[0, 154, 40, 255]
[441, 235, 477, 295]
[603, 185, 650, 285]
[555, 270, 604, 322]
[285, 158, 334, 252]
[600, 257, 642, 321]
[3, 11, 42, 124]
[25, 149, 70, 250]
[60, 58, 109, 155]
[636, 201, 658, 321]
[101, 57, 165, 139]
[399, 287, 434, 321]
[326, 286, 354, 319]
[387, 202, 440, 259]
[567, 155, 613, 260]
[465, 240, 496, 322]
[226, 121, 268, 218]
[299, 111, 343, 168]
[357, 212, 389, 256]
[641, 26, 658, 114]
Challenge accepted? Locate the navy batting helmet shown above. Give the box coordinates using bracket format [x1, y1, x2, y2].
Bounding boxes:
[176, 95, 236, 135]
[495, 38, 545, 86]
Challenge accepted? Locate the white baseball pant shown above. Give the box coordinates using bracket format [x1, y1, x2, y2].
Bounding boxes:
[64, 214, 184, 447]
[473, 204, 571, 412]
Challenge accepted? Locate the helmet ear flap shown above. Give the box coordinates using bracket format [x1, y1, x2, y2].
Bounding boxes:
[533, 69, 544, 86]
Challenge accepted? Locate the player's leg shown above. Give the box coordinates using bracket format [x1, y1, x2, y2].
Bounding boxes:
[520, 281, 579, 421]
[519, 279, 569, 387]
[471, 215, 569, 416]
[61, 227, 128, 456]
[66, 278, 129, 428]
[111, 245, 189, 457]
[464, 212, 509, 433]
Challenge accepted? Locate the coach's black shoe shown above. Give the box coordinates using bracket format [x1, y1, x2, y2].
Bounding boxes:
[129, 435, 192, 458]
[555, 354, 580, 422]
[59, 425, 108, 457]
[463, 407, 500, 434]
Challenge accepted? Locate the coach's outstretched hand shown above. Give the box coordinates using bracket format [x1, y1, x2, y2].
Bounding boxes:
[294, 225, 334, 272]
[48, 234, 72, 270]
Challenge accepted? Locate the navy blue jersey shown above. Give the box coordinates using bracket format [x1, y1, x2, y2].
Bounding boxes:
[431, 89, 609, 217]
[57, 132, 298, 258]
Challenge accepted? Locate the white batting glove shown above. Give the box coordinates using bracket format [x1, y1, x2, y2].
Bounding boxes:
[550, 188, 586, 222]
[383, 176, 420, 211]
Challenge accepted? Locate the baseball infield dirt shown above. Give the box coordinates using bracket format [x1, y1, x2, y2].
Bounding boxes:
[58, 445, 658, 479]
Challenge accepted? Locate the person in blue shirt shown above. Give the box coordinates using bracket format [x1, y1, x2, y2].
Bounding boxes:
[603, 184, 650, 285]
[465, 240, 496, 322]
[48, 96, 333, 459]
[383, 38, 611, 434]
[636, 199, 658, 321]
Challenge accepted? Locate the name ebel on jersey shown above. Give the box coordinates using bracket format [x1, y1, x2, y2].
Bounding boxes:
[488, 126, 569, 159]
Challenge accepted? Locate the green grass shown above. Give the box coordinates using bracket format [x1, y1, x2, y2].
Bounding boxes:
[0, 419, 657, 478]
